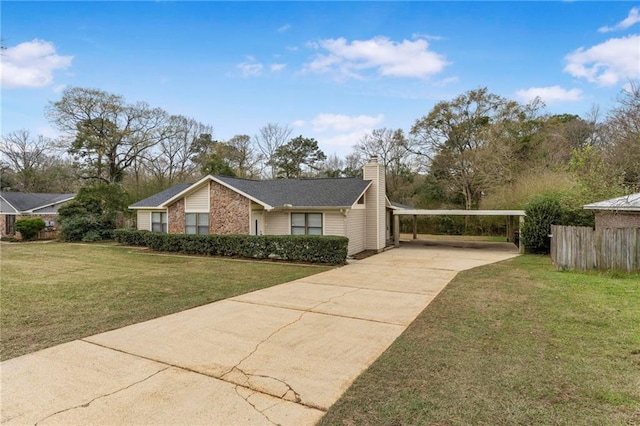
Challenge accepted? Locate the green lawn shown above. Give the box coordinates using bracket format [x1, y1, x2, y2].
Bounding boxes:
[0, 242, 330, 361]
[321, 255, 640, 425]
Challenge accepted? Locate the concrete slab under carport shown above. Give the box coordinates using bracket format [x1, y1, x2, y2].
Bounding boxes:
[392, 208, 526, 253]
[1, 244, 520, 425]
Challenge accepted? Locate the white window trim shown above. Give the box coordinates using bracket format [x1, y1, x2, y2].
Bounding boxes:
[151, 211, 168, 233]
[290, 212, 324, 236]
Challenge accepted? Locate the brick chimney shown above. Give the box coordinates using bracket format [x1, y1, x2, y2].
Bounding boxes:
[363, 155, 386, 251]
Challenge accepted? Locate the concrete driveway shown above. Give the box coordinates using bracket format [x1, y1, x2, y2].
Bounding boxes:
[1, 244, 518, 425]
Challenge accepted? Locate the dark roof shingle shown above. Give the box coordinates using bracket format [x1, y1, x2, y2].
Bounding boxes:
[214, 175, 371, 208]
[130, 183, 193, 208]
[0, 192, 75, 212]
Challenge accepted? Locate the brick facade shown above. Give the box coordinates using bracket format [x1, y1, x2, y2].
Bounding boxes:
[210, 181, 250, 234]
[1, 213, 59, 239]
[595, 212, 640, 229]
[164, 181, 251, 235]
[167, 199, 185, 234]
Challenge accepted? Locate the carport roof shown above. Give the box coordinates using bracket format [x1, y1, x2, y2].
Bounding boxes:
[393, 209, 526, 216]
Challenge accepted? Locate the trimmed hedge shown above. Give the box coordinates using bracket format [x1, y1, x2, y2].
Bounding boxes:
[15, 217, 46, 240]
[113, 229, 348, 264]
[113, 228, 150, 246]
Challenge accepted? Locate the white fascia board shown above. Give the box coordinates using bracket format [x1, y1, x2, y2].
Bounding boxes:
[0, 196, 19, 213]
[159, 176, 213, 208]
[209, 176, 273, 210]
[159, 175, 273, 210]
[26, 196, 76, 213]
[349, 181, 373, 208]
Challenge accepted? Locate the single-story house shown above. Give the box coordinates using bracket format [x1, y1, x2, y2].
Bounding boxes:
[0, 192, 76, 238]
[130, 157, 396, 255]
[583, 192, 640, 229]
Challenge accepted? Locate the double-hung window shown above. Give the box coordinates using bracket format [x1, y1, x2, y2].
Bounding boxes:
[186, 213, 209, 235]
[291, 213, 323, 235]
[151, 212, 167, 233]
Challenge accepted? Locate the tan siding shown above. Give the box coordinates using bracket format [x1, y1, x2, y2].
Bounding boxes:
[324, 212, 345, 236]
[363, 159, 386, 251]
[137, 211, 151, 231]
[346, 209, 366, 255]
[264, 211, 290, 234]
[185, 183, 210, 212]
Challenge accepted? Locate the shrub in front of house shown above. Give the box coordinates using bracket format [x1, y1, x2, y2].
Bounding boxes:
[15, 218, 46, 240]
[113, 228, 150, 246]
[113, 230, 348, 264]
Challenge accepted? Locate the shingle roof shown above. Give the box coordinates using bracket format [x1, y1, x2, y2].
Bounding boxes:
[0, 192, 75, 212]
[583, 192, 640, 211]
[214, 175, 371, 208]
[130, 183, 193, 208]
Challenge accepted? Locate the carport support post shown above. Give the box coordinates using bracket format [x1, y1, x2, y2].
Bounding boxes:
[519, 215, 525, 254]
[394, 214, 400, 247]
[412, 215, 417, 240]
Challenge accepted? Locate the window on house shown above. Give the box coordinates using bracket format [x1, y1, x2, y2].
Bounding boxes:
[152, 212, 167, 233]
[186, 213, 209, 235]
[291, 213, 323, 235]
[5, 215, 16, 235]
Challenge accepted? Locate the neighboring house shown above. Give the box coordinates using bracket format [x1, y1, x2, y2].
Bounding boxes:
[583, 192, 640, 229]
[0, 192, 76, 238]
[130, 157, 396, 255]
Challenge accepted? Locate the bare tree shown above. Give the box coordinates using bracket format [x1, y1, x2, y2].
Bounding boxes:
[46, 87, 173, 183]
[355, 128, 418, 195]
[254, 123, 292, 179]
[0, 130, 55, 191]
[226, 134, 260, 178]
[602, 81, 640, 190]
[144, 116, 212, 186]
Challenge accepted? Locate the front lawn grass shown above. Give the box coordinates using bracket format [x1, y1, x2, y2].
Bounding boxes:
[0, 242, 330, 361]
[321, 255, 640, 425]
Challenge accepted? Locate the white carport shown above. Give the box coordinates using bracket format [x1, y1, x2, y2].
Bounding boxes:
[392, 209, 527, 254]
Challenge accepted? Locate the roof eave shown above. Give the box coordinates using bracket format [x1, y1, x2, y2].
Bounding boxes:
[25, 196, 76, 213]
[272, 205, 352, 211]
[583, 206, 640, 211]
[158, 175, 273, 210]
[0, 196, 19, 213]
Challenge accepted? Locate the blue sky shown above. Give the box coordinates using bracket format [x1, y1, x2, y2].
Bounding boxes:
[2, 1, 639, 157]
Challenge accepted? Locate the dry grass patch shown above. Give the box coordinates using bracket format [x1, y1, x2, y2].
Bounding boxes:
[0, 242, 330, 361]
[321, 255, 640, 426]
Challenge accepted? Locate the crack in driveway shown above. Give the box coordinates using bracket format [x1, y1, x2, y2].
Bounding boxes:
[233, 385, 279, 426]
[33, 367, 170, 425]
[219, 287, 361, 405]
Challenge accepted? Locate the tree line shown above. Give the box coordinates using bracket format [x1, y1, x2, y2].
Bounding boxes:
[2, 84, 638, 219]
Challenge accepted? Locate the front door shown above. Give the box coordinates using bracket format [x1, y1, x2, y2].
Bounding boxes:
[251, 211, 263, 235]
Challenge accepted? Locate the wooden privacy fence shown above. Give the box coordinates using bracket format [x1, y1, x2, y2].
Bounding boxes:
[550, 225, 640, 272]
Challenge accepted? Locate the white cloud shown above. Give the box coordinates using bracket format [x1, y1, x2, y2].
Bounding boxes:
[564, 35, 640, 86]
[270, 63, 287, 72]
[305, 36, 450, 79]
[434, 76, 459, 87]
[516, 86, 583, 103]
[291, 120, 306, 128]
[598, 7, 640, 33]
[0, 39, 73, 89]
[277, 24, 291, 33]
[411, 33, 445, 41]
[237, 57, 263, 77]
[311, 113, 384, 132]
[320, 129, 373, 151]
